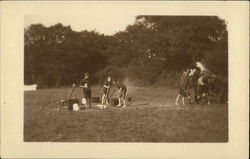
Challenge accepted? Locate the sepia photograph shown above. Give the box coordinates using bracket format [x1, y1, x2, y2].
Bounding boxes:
[24, 15, 228, 142]
[1, 1, 249, 158]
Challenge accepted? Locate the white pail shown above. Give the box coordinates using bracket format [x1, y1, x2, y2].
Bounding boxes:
[73, 103, 80, 111]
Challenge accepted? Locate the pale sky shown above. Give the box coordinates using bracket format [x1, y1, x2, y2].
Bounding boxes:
[23, 2, 230, 36]
[25, 15, 137, 35]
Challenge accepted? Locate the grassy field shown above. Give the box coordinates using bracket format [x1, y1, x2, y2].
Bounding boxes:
[24, 87, 228, 142]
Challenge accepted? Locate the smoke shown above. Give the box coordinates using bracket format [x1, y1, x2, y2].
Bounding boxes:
[123, 75, 139, 96]
[124, 76, 136, 88]
[195, 61, 216, 78]
[196, 61, 208, 72]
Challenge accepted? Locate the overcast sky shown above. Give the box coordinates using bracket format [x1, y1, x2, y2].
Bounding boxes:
[23, 2, 229, 36]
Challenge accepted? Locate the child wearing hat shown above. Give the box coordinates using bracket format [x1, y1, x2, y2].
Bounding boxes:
[101, 76, 112, 105]
[79, 73, 92, 108]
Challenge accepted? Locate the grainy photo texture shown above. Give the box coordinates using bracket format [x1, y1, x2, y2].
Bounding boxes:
[24, 15, 228, 142]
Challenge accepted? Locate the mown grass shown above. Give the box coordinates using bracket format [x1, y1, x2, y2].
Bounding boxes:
[24, 87, 228, 142]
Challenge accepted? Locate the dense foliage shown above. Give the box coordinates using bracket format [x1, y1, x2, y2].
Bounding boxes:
[24, 16, 228, 88]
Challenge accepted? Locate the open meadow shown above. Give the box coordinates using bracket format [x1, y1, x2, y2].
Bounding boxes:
[24, 87, 228, 142]
[24, 88, 228, 142]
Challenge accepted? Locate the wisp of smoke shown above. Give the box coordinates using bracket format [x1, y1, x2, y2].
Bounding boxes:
[196, 61, 208, 72]
[123, 76, 137, 95]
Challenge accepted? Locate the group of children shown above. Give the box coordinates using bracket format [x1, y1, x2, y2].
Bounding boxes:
[78, 66, 212, 108]
[79, 73, 127, 109]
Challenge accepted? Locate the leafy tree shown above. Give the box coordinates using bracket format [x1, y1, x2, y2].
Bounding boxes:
[24, 16, 228, 88]
[24, 24, 47, 84]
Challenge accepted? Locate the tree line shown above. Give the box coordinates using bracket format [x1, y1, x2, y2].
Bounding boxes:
[24, 16, 228, 88]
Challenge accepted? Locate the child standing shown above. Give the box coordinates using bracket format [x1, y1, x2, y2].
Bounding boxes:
[175, 69, 191, 105]
[79, 73, 92, 108]
[101, 76, 112, 105]
[117, 82, 127, 108]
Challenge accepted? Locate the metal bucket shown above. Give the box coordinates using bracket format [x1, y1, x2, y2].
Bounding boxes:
[109, 98, 119, 106]
[68, 99, 79, 111]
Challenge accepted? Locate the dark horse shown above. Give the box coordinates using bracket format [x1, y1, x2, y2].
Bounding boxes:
[186, 68, 228, 104]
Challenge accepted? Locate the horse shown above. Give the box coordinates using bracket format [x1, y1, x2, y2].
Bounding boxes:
[187, 68, 228, 105]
